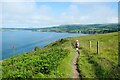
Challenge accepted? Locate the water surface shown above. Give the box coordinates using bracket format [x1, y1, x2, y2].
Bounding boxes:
[2, 31, 87, 59]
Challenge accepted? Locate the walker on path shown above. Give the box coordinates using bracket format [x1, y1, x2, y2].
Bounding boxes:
[75, 40, 80, 54]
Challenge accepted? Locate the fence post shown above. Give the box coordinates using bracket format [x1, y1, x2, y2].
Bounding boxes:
[119, 42, 120, 66]
[89, 41, 91, 49]
[97, 41, 99, 54]
[89, 41, 91, 53]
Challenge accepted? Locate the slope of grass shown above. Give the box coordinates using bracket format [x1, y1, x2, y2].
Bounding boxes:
[70, 32, 119, 78]
[2, 32, 120, 79]
[2, 38, 74, 78]
[0, 61, 2, 79]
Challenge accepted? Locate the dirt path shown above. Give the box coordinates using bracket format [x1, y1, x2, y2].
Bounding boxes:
[70, 40, 80, 79]
[73, 50, 80, 78]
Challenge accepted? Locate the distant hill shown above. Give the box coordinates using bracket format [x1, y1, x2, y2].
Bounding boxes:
[39, 23, 118, 34]
[2, 23, 118, 34]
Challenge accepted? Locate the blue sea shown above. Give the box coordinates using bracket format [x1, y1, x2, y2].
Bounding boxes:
[1, 31, 87, 59]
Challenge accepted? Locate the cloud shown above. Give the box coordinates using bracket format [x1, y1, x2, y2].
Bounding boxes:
[0, 2, 3, 28]
[70, 0, 119, 2]
[1, 0, 36, 2]
[36, 0, 119, 2]
[1, 2, 118, 28]
[82, 4, 118, 23]
[57, 3, 118, 25]
[1, 0, 119, 2]
[2, 2, 57, 28]
[2, 2, 36, 15]
[38, 5, 51, 14]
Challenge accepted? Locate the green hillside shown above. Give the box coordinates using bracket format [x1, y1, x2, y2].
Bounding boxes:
[35, 23, 118, 34]
[2, 39, 74, 78]
[2, 23, 118, 34]
[70, 32, 119, 78]
[1, 32, 120, 79]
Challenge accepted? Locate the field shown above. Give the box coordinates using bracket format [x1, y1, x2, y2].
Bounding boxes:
[71, 32, 119, 78]
[1, 32, 120, 79]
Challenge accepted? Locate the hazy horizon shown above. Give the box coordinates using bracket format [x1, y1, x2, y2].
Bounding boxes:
[1, 22, 118, 29]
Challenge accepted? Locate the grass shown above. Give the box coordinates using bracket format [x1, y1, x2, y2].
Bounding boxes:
[56, 39, 75, 78]
[2, 32, 120, 79]
[2, 38, 75, 78]
[0, 61, 2, 79]
[70, 32, 119, 79]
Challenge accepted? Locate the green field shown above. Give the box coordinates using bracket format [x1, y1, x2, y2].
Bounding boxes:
[1, 32, 120, 79]
[71, 32, 119, 78]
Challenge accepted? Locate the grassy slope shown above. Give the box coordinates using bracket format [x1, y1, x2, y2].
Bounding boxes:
[70, 32, 119, 78]
[2, 38, 74, 78]
[2, 32, 120, 78]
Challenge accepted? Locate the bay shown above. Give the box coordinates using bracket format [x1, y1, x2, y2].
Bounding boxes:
[2, 31, 88, 59]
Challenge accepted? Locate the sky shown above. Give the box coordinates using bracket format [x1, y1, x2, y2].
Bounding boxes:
[0, 0, 119, 28]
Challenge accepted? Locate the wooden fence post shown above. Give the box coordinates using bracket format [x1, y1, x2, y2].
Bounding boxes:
[89, 41, 91, 53]
[89, 41, 91, 49]
[119, 42, 120, 66]
[97, 41, 99, 54]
